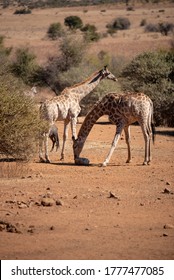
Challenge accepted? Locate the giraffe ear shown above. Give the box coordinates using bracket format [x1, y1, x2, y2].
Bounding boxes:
[104, 65, 108, 70]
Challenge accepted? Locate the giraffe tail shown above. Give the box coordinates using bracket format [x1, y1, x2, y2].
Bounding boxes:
[151, 102, 156, 144]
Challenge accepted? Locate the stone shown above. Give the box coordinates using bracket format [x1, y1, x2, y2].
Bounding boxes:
[75, 157, 90, 166]
[163, 224, 174, 229]
[41, 197, 55, 206]
[56, 199, 63, 206]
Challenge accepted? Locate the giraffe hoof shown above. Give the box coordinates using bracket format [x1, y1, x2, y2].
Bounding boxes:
[45, 158, 51, 163]
[143, 161, 148, 165]
[39, 158, 46, 163]
[126, 159, 131, 163]
[102, 162, 107, 167]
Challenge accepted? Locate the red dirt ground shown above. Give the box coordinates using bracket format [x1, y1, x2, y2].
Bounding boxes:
[0, 117, 174, 260]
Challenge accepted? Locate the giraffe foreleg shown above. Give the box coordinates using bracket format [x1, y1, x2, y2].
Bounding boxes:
[61, 120, 70, 160]
[102, 124, 124, 167]
[71, 117, 77, 140]
[44, 132, 51, 163]
[39, 133, 46, 162]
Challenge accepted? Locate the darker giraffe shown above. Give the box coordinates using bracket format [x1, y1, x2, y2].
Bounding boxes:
[73, 92, 155, 166]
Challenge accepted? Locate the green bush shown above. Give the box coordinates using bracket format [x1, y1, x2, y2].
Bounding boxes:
[81, 24, 100, 42]
[47, 22, 64, 40]
[145, 22, 174, 35]
[40, 35, 87, 92]
[0, 81, 48, 160]
[159, 22, 174, 36]
[64, 16, 83, 30]
[0, 39, 48, 160]
[11, 47, 40, 85]
[106, 17, 131, 34]
[14, 8, 32, 15]
[140, 19, 147, 27]
[121, 51, 174, 126]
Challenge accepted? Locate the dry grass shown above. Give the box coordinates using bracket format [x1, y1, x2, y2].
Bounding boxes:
[0, 160, 30, 179]
[0, 3, 173, 64]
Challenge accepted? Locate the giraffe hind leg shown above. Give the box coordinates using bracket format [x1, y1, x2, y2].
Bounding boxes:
[140, 124, 151, 165]
[124, 125, 131, 163]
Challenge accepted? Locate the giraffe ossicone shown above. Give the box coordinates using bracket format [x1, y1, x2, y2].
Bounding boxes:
[39, 66, 117, 163]
[73, 92, 155, 167]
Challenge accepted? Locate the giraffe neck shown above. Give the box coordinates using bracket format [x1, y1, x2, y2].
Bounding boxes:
[70, 71, 103, 101]
[77, 99, 108, 157]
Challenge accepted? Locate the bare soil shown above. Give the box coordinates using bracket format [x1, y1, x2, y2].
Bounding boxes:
[0, 3, 174, 260]
[0, 117, 174, 260]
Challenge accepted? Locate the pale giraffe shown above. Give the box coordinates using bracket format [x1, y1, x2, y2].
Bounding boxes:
[73, 92, 155, 166]
[39, 66, 117, 163]
[24, 86, 37, 98]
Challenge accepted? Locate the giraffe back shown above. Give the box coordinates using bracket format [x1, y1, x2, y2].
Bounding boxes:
[106, 92, 153, 126]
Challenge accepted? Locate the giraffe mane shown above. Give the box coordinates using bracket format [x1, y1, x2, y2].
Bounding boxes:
[68, 70, 101, 89]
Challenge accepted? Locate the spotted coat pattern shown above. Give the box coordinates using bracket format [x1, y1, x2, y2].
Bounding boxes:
[73, 92, 155, 166]
[39, 66, 117, 162]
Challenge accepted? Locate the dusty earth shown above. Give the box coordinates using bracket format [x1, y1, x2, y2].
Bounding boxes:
[0, 117, 174, 260]
[0, 2, 174, 261]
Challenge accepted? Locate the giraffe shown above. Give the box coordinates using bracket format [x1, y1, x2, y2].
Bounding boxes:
[73, 92, 155, 166]
[39, 66, 117, 163]
[24, 86, 37, 99]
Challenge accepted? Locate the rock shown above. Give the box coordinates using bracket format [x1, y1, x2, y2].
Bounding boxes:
[163, 224, 174, 229]
[0, 224, 6, 231]
[75, 157, 90, 166]
[50, 226, 55, 230]
[56, 199, 63, 206]
[18, 202, 28, 209]
[0, 221, 22, 234]
[41, 198, 55, 206]
[27, 228, 35, 234]
[162, 188, 170, 194]
[163, 233, 168, 237]
[108, 192, 119, 199]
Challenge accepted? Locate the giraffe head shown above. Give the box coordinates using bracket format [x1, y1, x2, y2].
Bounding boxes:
[31, 86, 37, 95]
[100, 65, 117, 82]
[72, 136, 84, 160]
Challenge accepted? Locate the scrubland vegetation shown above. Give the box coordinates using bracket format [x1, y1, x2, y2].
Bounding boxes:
[0, 0, 174, 160]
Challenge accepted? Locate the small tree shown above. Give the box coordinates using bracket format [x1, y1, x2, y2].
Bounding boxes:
[64, 16, 83, 30]
[159, 22, 174, 36]
[106, 17, 131, 34]
[14, 8, 32, 14]
[11, 47, 39, 85]
[47, 22, 64, 40]
[0, 76, 48, 160]
[121, 51, 174, 126]
[40, 35, 87, 93]
[81, 24, 100, 42]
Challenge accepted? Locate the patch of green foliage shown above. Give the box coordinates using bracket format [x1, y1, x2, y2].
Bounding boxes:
[47, 22, 64, 40]
[121, 50, 174, 126]
[0, 38, 48, 160]
[64, 16, 83, 30]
